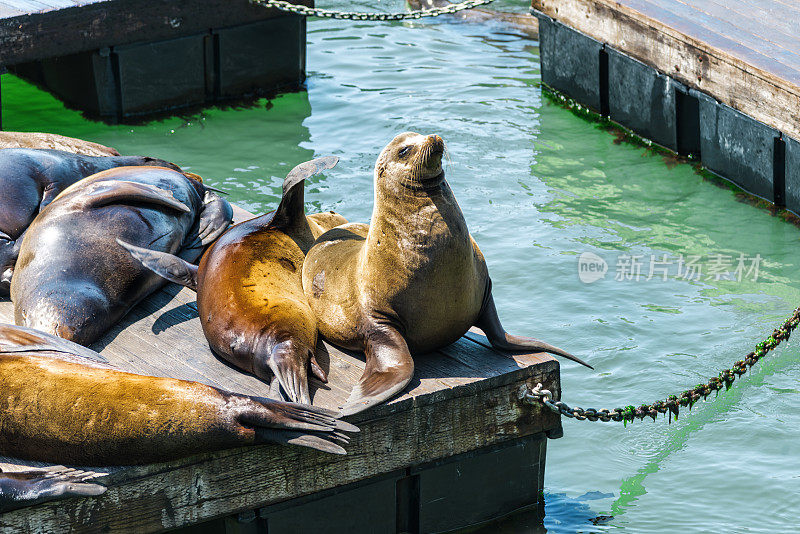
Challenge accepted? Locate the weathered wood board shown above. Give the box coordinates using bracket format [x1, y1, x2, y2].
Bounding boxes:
[0, 205, 561, 532]
[531, 0, 800, 142]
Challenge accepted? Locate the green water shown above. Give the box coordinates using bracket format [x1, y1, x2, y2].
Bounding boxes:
[3, 5, 799, 532]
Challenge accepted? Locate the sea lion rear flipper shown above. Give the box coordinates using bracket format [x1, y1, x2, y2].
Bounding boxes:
[0, 466, 107, 513]
[475, 288, 593, 369]
[270, 156, 339, 230]
[241, 398, 359, 455]
[117, 239, 199, 291]
[195, 190, 233, 246]
[80, 180, 191, 213]
[339, 325, 415, 416]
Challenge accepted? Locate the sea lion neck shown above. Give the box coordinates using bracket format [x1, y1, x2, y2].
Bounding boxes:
[364, 174, 468, 261]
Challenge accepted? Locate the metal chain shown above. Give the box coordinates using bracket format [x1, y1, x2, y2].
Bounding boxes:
[251, 0, 494, 20]
[521, 305, 800, 424]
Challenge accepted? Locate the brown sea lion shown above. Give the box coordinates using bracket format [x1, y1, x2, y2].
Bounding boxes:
[406, 0, 539, 38]
[120, 157, 347, 405]
[0, 131, 119, 156]
[0, 323, 357, 510]
[11, 166, 232, 345]
[302, 132, 591, 415]
[0, 148, 184, 295]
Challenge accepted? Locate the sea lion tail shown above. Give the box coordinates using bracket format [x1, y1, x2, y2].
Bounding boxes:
[116, 239, 199, 291]
[242, 399, 359, 455]
[476, 288, 593, 370]
[270, 156, 339, 230]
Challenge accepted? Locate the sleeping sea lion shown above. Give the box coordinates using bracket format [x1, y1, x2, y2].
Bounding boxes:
[0, 324, 356, 477]
[406, 0, 539, 39]
[0, 148, 184, 294]
[120, 157, 347, 404]
[0, 131, 119, 156]
[11, 166, 232, 345]
[302, 132, 591, 415]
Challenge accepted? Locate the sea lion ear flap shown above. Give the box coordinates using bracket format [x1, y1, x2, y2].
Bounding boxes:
[270, 156, 339, 230]
[116, 239, 199, 291]
[339, 326, 415, 416]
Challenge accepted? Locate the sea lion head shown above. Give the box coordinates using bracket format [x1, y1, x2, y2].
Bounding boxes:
[375, 132, 445, 191]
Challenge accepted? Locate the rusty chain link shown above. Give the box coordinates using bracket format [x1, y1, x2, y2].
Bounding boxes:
[251, 0, 494, 20]
[521, 305, 800, 424]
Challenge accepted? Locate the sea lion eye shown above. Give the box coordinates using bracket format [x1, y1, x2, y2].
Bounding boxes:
[398, 146, 412, 158]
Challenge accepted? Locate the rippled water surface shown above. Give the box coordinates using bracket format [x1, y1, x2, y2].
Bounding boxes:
[3, 3, 799, 531]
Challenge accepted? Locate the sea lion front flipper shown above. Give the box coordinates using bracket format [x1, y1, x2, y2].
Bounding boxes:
[270, 156, 339, 230]
[196, 190, 233, 246]
[0, 323, 112, 366]
[0, 231, 20, 294]
[79, 180, 191, 213]
[117, 239, 199, 291]
[339, 325, 415, 416]
[475, 288, 593, 369]
[0, 466, 107, 513]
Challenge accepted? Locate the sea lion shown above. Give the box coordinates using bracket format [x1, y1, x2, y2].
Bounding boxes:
[0, 148, 184, 294]
[0, 131, 119, 156]
[120, 157, 347, 405]
[11, 166, 232, 345]
[406, 0, 539, 39]
[302, 132, 591, 415]
[0, 324, 356, 469]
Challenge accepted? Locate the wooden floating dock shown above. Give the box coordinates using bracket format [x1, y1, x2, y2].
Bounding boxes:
[0, 0, 310, 122]
[0, 206, 561, 533]
[532, 0, 800, 214]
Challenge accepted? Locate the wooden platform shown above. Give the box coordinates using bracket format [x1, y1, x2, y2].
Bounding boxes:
[532, 0, 800, 140]
[0, 0, 311, 121]
[532, 0, 800, 216]
[0, 206, 561, 533]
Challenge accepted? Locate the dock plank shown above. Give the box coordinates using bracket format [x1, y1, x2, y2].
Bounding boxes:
[0, 203, 560, 531]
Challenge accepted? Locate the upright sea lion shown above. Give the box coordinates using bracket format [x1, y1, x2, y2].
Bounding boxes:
[0, 324, 357, 510]
[0, 148, 183, 294]
[406, 0, 539, 39]
[302, 132, 591, 415]
[120, 157, 347, 404]
[11, 166, 232, 345]
[0, 131, 119, 156]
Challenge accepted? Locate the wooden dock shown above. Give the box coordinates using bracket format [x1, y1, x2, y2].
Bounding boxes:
[0, 0, 311, 122]
[532, 0, 800, 215]
[0, 206, 561, 533]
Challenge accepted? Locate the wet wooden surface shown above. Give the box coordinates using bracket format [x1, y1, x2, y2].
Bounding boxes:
[0, 204, 561, 532]
[533, 0, 800, 141]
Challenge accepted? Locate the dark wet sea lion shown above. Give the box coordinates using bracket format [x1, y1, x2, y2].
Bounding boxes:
[302, 132, 591, 415]
[11, 166, 232, 345]
[0, 131, 119, 156]
[0, 148, 183, 294]
[406, 0, 539, 38]
[0, 324, 357, 469]
[120, 157, 347, 404]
